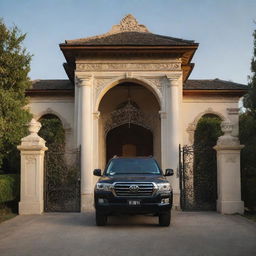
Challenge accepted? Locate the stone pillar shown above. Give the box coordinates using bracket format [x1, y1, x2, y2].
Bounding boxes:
[162, 73, 182, 208]
[17, 119, 48, 215]
[214, 121, 244, 214]
[77, 75, 94, 212]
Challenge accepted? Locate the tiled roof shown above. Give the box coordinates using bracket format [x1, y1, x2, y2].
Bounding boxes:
[184, 79, 247, 90]
[64, 32, 196, 46]
[30, 80, 73, 90]
[29, 79, 247, 91]
[62, 15, 196, 47]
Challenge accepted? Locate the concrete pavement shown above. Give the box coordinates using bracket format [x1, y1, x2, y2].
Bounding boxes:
[0, 211, 256, 256]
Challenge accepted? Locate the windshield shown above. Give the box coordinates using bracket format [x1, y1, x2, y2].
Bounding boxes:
[105, 158, 161, 175]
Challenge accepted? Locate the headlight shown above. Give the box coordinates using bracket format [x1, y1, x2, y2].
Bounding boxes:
[96, 183, 113, 191]
[157, 183, 171, 192]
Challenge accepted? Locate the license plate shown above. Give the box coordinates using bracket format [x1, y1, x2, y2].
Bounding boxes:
[128, 200, 140, 206]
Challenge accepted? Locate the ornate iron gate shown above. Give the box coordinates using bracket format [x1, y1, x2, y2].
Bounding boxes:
[179, 145, 217, 211]
[44, 149, 81, 212]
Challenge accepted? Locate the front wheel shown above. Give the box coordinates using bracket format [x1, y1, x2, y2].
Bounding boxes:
[159, 211, 171, 226]
[95, 211, 107, 226]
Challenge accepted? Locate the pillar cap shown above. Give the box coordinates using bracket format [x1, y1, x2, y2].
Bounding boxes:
[17, 118, 48, 151]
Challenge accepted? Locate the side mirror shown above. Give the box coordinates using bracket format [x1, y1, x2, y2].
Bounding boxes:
[165, 169, 174, 176]
[93, 169, 102, 176]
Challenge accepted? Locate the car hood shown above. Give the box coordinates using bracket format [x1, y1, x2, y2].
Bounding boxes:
[98, 175, 168, 184]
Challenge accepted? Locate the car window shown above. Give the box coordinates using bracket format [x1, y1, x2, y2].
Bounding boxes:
[105, 158, 161, 175]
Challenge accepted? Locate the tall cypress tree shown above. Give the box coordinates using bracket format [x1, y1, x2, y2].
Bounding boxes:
[0, 19, 32, 171]
[244, 29, 256, 116]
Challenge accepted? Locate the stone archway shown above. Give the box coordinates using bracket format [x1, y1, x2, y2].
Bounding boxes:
[98, 81, 161, 168]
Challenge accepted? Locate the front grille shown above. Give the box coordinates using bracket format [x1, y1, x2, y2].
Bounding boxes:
[113, 182, 155, 197]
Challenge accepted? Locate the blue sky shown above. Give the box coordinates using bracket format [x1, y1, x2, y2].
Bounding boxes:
[1, 0, 255, 84]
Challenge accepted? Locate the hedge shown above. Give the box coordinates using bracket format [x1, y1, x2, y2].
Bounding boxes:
[0, 174, 20, 204]
[193, 116, 222, 209]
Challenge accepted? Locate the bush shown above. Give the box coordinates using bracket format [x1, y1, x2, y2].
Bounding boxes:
[0, 174, 20, 204]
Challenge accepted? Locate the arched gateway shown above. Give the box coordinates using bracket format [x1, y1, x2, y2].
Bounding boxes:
[23, 14, 247, 214]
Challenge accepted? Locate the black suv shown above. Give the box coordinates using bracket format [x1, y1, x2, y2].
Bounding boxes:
[93, 157, 173, 226]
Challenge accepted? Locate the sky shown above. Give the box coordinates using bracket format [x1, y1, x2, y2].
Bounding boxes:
[0, 0, 255, 84]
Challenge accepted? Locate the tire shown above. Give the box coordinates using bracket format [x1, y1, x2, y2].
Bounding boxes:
[95, 211, 107, 226]
[159, 211, 171, 226]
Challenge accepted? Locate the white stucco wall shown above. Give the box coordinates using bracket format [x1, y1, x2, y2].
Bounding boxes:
[28, 96, 75, 150]
[182, 95, 240, 146]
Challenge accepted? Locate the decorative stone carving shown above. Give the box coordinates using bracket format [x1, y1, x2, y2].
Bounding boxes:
[76, 63, 181, 72]
[75, 75, 92, 87]
[227, 108, 240, 115]
[216, 121, 240, 146]
[28, 118, 41, 135]
[104, 100, 157, 134]
[166, 73, 182, 86]
[25, 156, 36, 165]
[110, 14, 149, 33]
[144, 77, 166, 93]
[19, 119, 46, 147]
[94, 78, 112, 98]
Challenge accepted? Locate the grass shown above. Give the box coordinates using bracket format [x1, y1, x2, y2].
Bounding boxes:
[0, 213, 17, 223]
[0, 204, 17, 224]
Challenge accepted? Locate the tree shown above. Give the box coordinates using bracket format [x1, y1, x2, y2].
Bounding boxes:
[239, 113, 256, 211]
[240, 27, 256, 212]
[243, 29, 256, 116]
[0, 19, 32, 171]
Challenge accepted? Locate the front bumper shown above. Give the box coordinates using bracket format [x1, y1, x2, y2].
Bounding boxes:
[94, 191, 173, 215]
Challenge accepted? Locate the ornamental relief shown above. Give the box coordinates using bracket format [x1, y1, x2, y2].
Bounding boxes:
[142, 77, 167, 93]
[94, 78, 112, 98]
[25, 156, 36, 165]
[93, 76, 164, 101]
[76, 63, 181, 72]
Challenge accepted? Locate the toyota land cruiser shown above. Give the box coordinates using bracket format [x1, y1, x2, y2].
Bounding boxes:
[93, 157, 173, 226]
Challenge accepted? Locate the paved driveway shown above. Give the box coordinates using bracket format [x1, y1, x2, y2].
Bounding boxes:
[0, 211, 255, 256]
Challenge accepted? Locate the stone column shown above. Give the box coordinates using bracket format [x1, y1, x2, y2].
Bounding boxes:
[17, 119, 48, 215]
[214, 121, 244, 214]
[77, 75, 94, 212]
[162, 73, 182, 208]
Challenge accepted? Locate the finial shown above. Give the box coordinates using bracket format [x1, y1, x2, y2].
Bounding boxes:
[220, 120, 233, 135]
[109, 14, 149, 34]
[28, 118, 42, 135]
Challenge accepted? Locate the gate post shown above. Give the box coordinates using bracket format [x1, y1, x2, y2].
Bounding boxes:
[214, 121, 244, 214]
[17, 119, 48, 214]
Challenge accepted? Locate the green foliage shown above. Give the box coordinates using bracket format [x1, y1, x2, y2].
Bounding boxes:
[0, 174, 20, 204]
[38, 117, 65, 151]
[194, 116, 222, 208]
[38, 116, 78, 188]
[244, 29, 256, 117]
[0, 19, 32, 170]
[239, 113, 256, 211]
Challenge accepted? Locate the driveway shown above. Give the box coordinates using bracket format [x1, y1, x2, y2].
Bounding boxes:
[0, 211, 255, 256]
